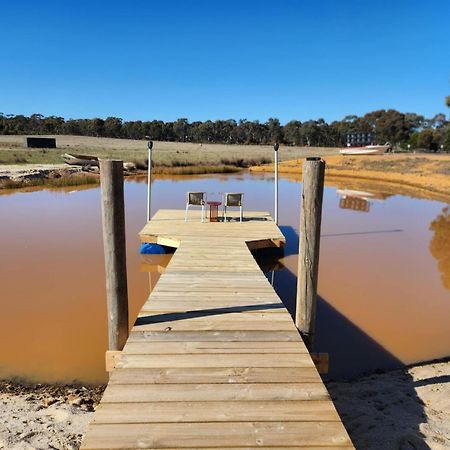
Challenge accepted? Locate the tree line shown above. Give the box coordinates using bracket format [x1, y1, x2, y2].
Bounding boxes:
[1, 108, 449, 150]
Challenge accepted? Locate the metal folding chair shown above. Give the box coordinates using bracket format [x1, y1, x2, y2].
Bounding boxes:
[185, 192, 207, 222]
[223, 193, 243, 223]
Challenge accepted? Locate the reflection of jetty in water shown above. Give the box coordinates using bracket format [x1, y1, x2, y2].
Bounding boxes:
[337, 188, 391, 213]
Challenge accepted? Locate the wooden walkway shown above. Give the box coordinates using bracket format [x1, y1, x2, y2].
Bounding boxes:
[81, 209, 353, 449]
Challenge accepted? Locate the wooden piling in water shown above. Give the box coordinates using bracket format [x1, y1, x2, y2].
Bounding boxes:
[295, 157, 325, 350]
[100, 160, 129, 352]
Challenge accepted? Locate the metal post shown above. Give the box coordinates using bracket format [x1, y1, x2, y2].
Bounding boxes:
[274, 143, 279, 224]
[295, 157, 325, 350]
[146, 138, 153, 222]
[100, 160, 129, 351]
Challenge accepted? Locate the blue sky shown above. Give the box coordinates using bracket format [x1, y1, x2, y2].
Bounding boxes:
[1, 0, 449, 123]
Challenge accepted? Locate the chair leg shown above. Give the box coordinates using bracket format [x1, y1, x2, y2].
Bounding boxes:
[185, 204, 189, 222]
[223, 206, 227, 223]
[201, 204, 205, 222]
[240, 206, 243, 223]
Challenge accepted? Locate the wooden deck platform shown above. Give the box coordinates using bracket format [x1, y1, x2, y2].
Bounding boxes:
[81, 209, 353, 449]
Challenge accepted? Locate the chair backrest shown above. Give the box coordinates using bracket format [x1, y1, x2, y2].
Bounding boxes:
[187, 192, 205, 205]
[224, 193, 243, 207]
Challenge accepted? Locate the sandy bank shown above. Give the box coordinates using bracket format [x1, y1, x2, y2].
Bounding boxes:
[0, 381, 104, 449]
[251, 154, 450, 202]
[1, 360, 448, 449]
[0, 164, 81, 180]
[0, 164, 98, 191]
[327, 359, 450, 449]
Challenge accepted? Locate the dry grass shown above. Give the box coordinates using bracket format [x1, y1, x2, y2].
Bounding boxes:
[0, 173, 99, 191]
[152, 165, 240, 175]
[251, 153, 450, 201]
[0, 135, 340, 167]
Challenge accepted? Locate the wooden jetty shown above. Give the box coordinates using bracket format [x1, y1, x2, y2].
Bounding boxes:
[81, 209, 353, 449]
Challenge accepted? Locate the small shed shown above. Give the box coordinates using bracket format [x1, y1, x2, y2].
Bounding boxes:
[24, 137, 57, 148]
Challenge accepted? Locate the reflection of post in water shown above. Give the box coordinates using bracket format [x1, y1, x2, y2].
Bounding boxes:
[429, 206, 450, 290]
[339, 196, 370, 212]
[337, 188, 392, 213]
[140, 253, 174, 294]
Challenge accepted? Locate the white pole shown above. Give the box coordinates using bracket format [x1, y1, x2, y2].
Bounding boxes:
[146, 139, 153, 222]
[274, 143, 279, 224]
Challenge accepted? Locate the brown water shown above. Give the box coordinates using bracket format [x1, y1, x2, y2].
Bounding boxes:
[0, 173, 448, 383]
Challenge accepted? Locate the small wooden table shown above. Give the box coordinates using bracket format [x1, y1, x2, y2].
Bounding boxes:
[207, 201, 221, 222]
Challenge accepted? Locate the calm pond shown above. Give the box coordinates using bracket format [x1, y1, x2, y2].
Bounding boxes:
[0, 172, 449, 384]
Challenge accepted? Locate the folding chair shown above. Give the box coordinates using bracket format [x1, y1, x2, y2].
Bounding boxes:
[223, 193, 243, 223]
[185, 192, 206, 222]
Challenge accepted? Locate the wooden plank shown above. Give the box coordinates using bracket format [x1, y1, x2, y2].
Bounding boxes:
[105, 350, 122, 372]
[101, 383, 329, 403]
[115, 353, 315, 369]
[122, 341, 308, 354]
[81, 422, 352, 449]
[85, 447, 354, 450]
[92, 400, 341, 424]
[126, 330, 302, 342]
[140, 304, 286, 314]
[108, 367, 322, 384]
[132, 320, 296, 332]
[136, 311, 292, 320]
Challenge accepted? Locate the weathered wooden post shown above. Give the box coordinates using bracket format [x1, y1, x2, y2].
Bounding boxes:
[295, 157, 325, 350]
[146, 138, 153, 222]
[100, 160, 129, 359]
[274, 142, 279, 224]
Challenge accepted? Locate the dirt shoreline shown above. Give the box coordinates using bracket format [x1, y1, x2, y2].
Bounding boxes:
[3, 153, 450, 203]
[251, 153, 450, 203]
[0, 163, 243, 191]
[1, 359, 448, 449]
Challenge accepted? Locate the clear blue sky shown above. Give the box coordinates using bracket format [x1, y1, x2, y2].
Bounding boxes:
[1, 0, 449, 123]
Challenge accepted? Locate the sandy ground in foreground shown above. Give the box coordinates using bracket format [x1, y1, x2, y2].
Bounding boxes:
[0, 361, 448, 449]
[328, 360, 450, 449]
[0, 384, 104, 449]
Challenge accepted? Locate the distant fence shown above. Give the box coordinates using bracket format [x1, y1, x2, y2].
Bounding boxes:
[24, 137, 57, 148]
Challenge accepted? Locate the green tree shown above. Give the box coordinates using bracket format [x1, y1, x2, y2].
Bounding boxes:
[283, 120, 302, 145]
[173, 118, 189, 142]
[266, 118, 283, 144]
[104, 117, 123, 138]
[417, 128, 440, 150]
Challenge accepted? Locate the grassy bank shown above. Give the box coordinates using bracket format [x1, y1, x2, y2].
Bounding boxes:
[0, 135, 340, 189]
[0, 135, 339, 167]
[0, 173, 99, 190]
[251, 153, 450, 201]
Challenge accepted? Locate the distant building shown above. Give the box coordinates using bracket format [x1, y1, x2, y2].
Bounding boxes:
[24, 137, 57, 148]
[345, 133, 373, 147]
